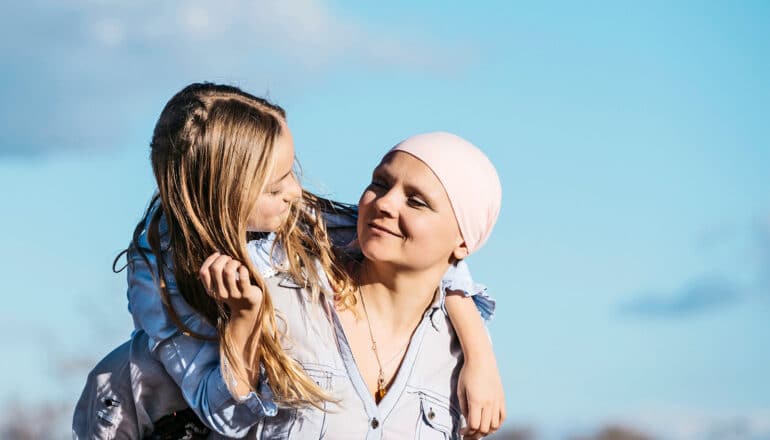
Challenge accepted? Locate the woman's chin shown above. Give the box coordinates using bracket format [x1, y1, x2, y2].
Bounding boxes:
[358, 241, 393, 264]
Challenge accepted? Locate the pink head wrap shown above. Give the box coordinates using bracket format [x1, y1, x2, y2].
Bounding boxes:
[390, 132, 502, 255]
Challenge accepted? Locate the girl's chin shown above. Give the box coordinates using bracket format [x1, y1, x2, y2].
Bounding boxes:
[245, 221, 280, 234]
[246, 214, 291, 233]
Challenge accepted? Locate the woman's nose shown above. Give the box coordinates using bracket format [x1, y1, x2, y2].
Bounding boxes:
[373, 189, 397, 217]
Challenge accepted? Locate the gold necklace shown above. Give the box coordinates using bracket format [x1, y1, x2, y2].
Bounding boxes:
[358, 285, 388, 402]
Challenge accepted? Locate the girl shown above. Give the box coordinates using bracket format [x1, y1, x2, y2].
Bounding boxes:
[74, 83, 503, 438]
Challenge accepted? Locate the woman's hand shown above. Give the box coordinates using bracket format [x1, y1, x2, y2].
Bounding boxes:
[457, 355, 506, 439]
[199, 252, 263, 314]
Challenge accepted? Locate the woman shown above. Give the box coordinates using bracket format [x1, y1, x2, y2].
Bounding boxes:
[200, 132, 503, 438]
[72, 84, 503, 439]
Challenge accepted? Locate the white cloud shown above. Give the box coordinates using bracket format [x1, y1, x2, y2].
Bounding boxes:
[89, 17, 126, 47]
[73, 0, 463, 70]
[179, 4, 212, 36]
[0, 0, 472, 156]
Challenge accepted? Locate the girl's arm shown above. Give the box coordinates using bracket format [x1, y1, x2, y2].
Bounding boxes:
[439, 261, 505, 439]
[127, 232, 275, 437]
[197, 252, 265, 398]
[444, 293, 506, 439]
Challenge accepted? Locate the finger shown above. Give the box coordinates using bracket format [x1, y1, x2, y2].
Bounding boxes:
[198, 252, 220, 291]
[224, 259, 242, 298]
[237, 265, 252, 292]
[465, 400, 482, 438]
[209, 255, 232, 299]
[478, 405, 492, 436]
[465, 431, 483, 440]
[458, 385, 468, 420]
[457, 385, 469, 435]
[489, 402, 501, 433]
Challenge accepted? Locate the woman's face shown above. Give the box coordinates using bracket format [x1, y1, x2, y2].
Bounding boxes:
[357, 151, 465, 271]
[247, 124, 302, 232]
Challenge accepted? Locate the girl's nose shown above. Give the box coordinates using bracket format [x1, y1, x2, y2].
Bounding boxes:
[284, 172, 302, 203]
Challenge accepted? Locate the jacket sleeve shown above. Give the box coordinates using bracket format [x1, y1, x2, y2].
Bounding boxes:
[127, 227, 276, 437]
[439, 260, 496, 322]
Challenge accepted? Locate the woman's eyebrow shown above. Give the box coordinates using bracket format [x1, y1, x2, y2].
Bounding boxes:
[376, 165, 437, 203]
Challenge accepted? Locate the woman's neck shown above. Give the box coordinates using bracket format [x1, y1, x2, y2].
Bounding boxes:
[357, 260, 448, 334]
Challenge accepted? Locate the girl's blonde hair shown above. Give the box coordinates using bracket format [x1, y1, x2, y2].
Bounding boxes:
[126, 83, 353, 407]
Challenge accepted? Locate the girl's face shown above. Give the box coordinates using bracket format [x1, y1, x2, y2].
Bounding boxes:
[357, 151, 465, 270]
[247, 124, 302, 232]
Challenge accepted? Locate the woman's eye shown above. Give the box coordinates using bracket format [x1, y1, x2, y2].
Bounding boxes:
[369, 179, 386, 189]
[407, 197, 428, 208]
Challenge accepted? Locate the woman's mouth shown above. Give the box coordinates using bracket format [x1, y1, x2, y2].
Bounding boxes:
[367, 222, 403, 238]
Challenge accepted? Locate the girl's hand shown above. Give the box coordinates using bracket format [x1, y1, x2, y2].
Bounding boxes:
[457, 356, 506, 439]
[199, 252, 263, 313]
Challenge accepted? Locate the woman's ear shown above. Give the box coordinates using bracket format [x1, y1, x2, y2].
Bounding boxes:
[452, 240, 469, 261]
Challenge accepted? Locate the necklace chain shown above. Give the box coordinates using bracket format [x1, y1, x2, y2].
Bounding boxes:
[358, 285, 388, 402]
[383, 340, 410, 367]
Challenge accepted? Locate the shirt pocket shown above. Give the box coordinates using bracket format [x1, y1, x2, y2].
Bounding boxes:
[258, 367, 332, 440]
[415, 391, 461, 440]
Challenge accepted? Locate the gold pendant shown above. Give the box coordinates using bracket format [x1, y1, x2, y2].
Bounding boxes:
[376, 376, 386, 401]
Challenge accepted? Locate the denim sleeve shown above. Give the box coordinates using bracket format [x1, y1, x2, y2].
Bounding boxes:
[439, 260, 496, 322]
[154, 334, 277, 437]
[127, 229, 277, 437]
[321, 205, 358, 248]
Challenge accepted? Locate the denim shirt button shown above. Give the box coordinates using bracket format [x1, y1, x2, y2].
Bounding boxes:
[370, 418, 380, 429]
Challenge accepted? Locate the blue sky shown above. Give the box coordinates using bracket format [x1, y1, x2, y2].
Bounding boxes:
[1, 1, 768, 438]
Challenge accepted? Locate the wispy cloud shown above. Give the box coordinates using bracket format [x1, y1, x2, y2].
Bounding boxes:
[0, 0, 472, 157]
[618, 212, 770, 319]
[752, 214, 770, 298]
[618, 275, 742, 318]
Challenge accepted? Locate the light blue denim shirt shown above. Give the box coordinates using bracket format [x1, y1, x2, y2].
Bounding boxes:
[213, 274, 465, 439]
[126, 203, 494, 437]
